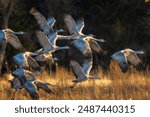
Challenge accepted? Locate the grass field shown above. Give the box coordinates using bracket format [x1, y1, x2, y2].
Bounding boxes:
[0, 61, 149, 100]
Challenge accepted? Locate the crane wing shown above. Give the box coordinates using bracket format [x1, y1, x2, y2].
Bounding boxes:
[27, 56, 41, 71]
[30, 8, 50, 35]
[35, 80, 53, 93]
[35, 31, 53, 50]
[24, 81, 39, 100]
[64, 15, 79, 36]
[126, 52, 144, 71]
[89, 40, 104, 55]
[47, 17, 56, 29]
[111, 51, 128, 73]
[6, 33, 22, 50]
[76, 18, 84, 33]
[70, 60, 85, 79]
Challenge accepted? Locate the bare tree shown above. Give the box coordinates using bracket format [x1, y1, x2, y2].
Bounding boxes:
[0, 0, 16, 74]
[0, 0, 15, 29]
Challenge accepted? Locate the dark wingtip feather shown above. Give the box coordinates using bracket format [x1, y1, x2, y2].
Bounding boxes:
[72, 80, 78, 83]
[122, 69, 128, 73]
[34, 66, 42, 72]
[136, 62, 145, 72]
[99, 50, 107, 56]
[31, 93, 40, 100]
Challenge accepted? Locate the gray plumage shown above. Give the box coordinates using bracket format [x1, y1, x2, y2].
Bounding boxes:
[30, 7, 63, 37]
[111, 48, 144, 73]
[35, 31, 69, 54]
[76, 18, 84, 33]
[29, 7, 50, 35]
[88, 39, 105, 55]
[34, 51, 58, 62]
[48, 31, 57, 45]
[70, 60, 100, 88]
[34, 52, 52, 62]
[13, 51, 41, 70]
[25, 80, 53, 100]
[82, 57, 93, 75]
[72, 37, 92, 56]
[47, 17, 56, 29]
[24, 80, 40, 100]
[9, 77, 23, 100]
[64, 15, 105, 57]
[12, 68, 37, 85]
[11, 68, 52, 100]
[64, 15, 106, 42]
[64, 15, 79, 36]
[1, 29, 24, 50]
[9, 77, 23, 90]
[0, 28, 26, 74]
[11, 68, 38, 99]
[0, 30, 5, 43]
[34, 80, 53, 94]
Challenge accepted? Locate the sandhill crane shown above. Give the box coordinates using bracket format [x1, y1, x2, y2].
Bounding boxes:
[9, 77, 23, 90]
[24, 80, 53, 100]
[34, 80, 53, 94]
[69, 38, 94, 76]
[64, 15, 106, 42]
[33, 48, 59, 76]
[70, 37, 104, 78]
[70, 60, 100, 88]
[82, 57, 93, 75]
[76, 18, 84, 33]
[72, 37, 92, 57]
[111, 48, 144, 73]
[29, 7, 72, 46]
[35, 31, 69, 54]
[0, 28, 27, 74]
[12, 68, 38, 85]
[11, 68, 53, 100]
[29, 7, 55, 35]
[0, 28, 26, 50]
[34, 50, 59, 62]
[63, 15, 105, 55]
[13, 51, 41, 71]
[72, 37, 104, 57]
[29, 7, 64, 36]
[34, 49, 52, 62]
[76, 18, 106, 55]
[24, 80, 40, 100]
[10, 68, 38, 99]
[9, 77, 23, 100]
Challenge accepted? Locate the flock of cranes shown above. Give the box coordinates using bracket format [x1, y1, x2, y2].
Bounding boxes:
[0, 7, 144, 100]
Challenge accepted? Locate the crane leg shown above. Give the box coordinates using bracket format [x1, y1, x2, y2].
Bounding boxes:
[70, 82, 78, 89]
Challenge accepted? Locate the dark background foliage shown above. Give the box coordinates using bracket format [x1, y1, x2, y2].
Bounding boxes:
[0, 0, 149, 72]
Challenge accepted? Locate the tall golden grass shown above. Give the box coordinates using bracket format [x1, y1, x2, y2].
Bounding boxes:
[0, 61, 149, 100]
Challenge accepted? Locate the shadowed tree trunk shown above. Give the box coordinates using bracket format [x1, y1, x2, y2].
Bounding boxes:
[0, 41, 7, 74]
[2, 0, 15, 29]
[0, 0, 16, 75]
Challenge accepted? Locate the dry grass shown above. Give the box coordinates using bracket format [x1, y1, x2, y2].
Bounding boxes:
[0, 62, 150, 100]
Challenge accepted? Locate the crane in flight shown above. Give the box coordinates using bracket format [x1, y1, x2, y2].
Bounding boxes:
[10, 68, 53, 100]
[111, 48, 144, 73]
[70, 60, 100, 88]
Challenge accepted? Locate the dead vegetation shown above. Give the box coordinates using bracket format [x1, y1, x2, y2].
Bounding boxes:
[0, 62, 149, 100]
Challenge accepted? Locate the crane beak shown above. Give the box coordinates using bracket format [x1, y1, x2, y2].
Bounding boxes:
[97, 39, 107, 42]
[92, 37, 107, 43]
[49, 57, 60, 61]
[135, 51, 144, 55]
[13, 31, 28, 35]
